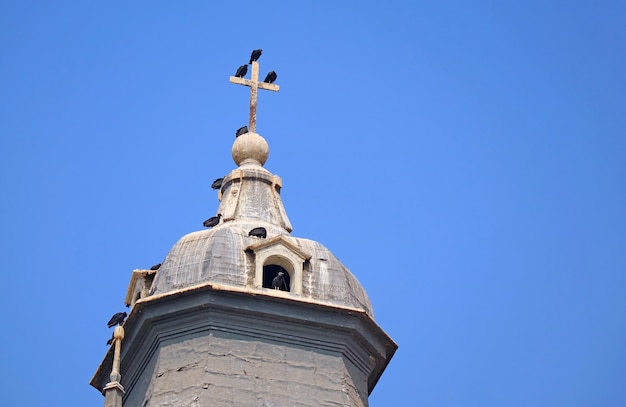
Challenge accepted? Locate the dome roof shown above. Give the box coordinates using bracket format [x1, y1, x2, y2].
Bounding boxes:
[150, 219, 373, 316]
[148, 131, 374, 316]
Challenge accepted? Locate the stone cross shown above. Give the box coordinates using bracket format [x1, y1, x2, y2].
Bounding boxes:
[229, 60, 279, 133]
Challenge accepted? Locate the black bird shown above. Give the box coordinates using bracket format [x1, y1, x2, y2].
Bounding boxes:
[271, 272, 286, 290]
[235, 64, 248, 78]
[235, 126, 248, 137]
[249, 49, 262, 64]
[263, 71, 277, 84]
[203, 214, 222, 228]
[106, 334, 114, 346]
[150, 263, 161, 270]
[107, 312, 127, 328]
[211, 177, 223, 190]
[249, 227, 267, 238]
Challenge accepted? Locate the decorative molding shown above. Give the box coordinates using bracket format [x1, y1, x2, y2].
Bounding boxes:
[124, 269, 157, 307]
[94, 284, 396, 400]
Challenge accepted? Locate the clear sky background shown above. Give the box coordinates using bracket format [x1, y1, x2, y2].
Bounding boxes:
[1, 1, 624, 406]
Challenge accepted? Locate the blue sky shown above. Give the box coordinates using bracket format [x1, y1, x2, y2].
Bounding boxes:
[1, 1, 625, 406]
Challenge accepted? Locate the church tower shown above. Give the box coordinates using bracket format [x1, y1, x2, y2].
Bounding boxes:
[91, 52, 396, 406]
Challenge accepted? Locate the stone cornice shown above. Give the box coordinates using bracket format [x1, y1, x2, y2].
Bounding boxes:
[90, 283, 397, 397]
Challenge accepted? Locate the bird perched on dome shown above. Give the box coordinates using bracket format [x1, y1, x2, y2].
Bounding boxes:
[249, 49, 262, 64]
[150, 263, 161, 270]
[249, 227, 267, 238]
[107, 312, 127, 328]
[235, 64, 247, 78]
[203, 214, 222, 228]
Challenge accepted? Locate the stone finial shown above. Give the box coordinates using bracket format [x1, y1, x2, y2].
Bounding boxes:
[113, 325, 125, 342]
[103, 325, 126, 406]
[109, 326, 125, 383]
[232, 132, 269, 166]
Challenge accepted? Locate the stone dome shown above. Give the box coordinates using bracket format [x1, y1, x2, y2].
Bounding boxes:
[150, 219, 373, 316]
[148, 130, 374, 316]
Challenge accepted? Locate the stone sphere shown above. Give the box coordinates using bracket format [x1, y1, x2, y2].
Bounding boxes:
[113, 326, 125, 340]
[232, 132, 269, 166]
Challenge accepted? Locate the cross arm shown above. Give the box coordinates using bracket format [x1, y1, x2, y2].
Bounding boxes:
[229, 76, 280, 92]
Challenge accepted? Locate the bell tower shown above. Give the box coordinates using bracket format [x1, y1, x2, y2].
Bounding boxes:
[91, 51, 396, 406]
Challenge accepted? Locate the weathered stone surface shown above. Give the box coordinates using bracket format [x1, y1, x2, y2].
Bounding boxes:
[232, 132, 269, 166]
[150, 219, 373, 316]
[138, 334, 357, 406]
[92, 285, 396, 406]
[91, 112, 397, 405]
[146, 141, 375, 317]
[103, 382, 124, 407]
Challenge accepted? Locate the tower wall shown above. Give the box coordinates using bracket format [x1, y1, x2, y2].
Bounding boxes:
[104, 285, 394, 407]
[127, 331, 367, 406]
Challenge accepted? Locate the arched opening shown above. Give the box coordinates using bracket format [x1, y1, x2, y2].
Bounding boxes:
[262, 264, 291, 292]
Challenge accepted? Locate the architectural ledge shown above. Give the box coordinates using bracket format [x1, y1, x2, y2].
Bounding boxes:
[136, 281, 367, 315]
[124, 269, 157, 307]
[91, 279, 396, 398]
[245, 235, 311, 260]
[103, 381, 125, 393]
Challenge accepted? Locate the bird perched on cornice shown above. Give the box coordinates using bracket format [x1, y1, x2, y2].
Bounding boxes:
[107, 312, 127, 328]
[211, 177, 224, 190]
